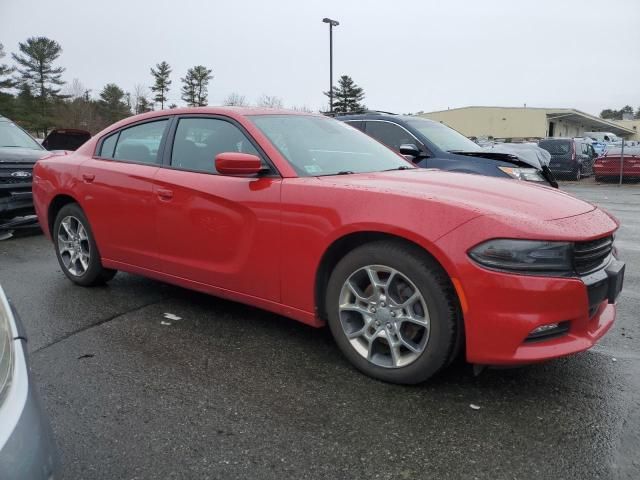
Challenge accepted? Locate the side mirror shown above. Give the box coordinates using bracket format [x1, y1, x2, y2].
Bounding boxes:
[215, 152, 264, 176]
[399, 144, 421, 158]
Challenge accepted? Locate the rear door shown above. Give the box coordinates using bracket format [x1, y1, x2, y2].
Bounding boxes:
[78, 118, 170, 270]
[153, 115, 282, 301]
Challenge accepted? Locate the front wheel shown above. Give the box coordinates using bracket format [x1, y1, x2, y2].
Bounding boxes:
[325, 241, 461, 384]
[53, 203, 117, 286]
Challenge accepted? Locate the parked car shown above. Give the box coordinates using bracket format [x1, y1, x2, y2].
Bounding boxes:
[42, 128, 91, 152]
[0, 117, 86, 232]
[0, 285, 59, 478]
[336, 113, 557, 186]
[584, 131, 620, 144]
[594, 146, 640, 181]
[0, 116, 50, 224]
[538, 137, 599, 180]
[33, 108, 624, 384]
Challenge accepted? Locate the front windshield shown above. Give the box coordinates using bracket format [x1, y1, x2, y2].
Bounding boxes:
[0, 121, 44, 150]
[406, 119, 480, 153]
[250, 115, 412, 176]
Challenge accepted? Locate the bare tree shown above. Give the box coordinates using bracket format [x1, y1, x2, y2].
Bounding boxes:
[291, 105, 313, 113]
[131, 84, 152, 114]
[257, 94, 283, 109]
[222, 92, 249, 107]
[63, 78, 88, 99]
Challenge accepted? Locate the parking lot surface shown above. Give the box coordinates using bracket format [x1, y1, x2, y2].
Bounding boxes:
[0, 182, 638, 480]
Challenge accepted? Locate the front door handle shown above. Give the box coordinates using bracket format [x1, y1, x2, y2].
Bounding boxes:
[82, 173, 95, 183]
[157, 188, 173, 200]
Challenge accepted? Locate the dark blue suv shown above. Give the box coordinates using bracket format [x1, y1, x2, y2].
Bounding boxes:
[337, 113, 557, 187]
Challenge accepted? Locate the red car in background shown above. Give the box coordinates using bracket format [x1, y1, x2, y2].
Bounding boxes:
[594, 146, 640, 181]
[32, 108, 625, 384]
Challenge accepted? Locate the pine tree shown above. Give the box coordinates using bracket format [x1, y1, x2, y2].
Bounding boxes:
[98, 83, 130, 124]
[324, 75, 366, 113]
[11, 36, 66, 135]
[14, 83, 38, 130]
[150, 61, 172, 109]
[181, 65, 212, 107]
[0, 43, 15, 91]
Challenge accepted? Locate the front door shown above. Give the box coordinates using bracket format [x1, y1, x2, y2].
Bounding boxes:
[153, 116, 282, 302]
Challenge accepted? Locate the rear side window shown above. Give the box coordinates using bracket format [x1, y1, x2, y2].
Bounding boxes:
[539, 140, 571, 155]
[99, 120, 168, 163]
[114, 120, 168, 164]
[170, 118, 260, 173]
[365, 121, 417, 152]
[100, 134, 118, 158]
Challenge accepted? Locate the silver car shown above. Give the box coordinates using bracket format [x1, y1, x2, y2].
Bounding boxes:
[0, 286, 59, 479]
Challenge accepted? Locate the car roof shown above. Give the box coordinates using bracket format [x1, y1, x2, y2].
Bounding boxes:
[131, 106, 318, 122]
[336, 113, 439, 125]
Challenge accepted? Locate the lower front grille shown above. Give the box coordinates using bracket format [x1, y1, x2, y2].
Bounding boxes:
[574, 236, 613, 275]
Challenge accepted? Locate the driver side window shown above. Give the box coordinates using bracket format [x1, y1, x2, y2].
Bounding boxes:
[365, 121, 418, 152]
[170, 118, 260, 174]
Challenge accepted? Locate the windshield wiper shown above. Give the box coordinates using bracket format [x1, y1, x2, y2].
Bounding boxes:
[382, 166, 414, 171]
[336, 170, 355, 175]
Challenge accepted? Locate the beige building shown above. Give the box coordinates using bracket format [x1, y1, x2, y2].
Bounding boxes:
[611, 119, 640, 140]
[420, 106, 635, 140]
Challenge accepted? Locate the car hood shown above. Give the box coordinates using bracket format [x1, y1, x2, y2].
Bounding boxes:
[318, 169, 595, 221]
[0, 147, 49, 163]
[451, 147, 548, 169]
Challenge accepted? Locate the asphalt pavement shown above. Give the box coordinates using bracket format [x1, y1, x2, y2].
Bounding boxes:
[0, 182, 638, 480]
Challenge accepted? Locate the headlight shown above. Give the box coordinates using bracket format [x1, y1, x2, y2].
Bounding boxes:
[0, 287, 15, 404]
[499, 166, 546, 182]
[469, 239, 573, 275]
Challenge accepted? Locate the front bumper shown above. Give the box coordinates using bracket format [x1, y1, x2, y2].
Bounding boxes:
[459, 261, 620, 365]
[0, 290, 59, 479]
[0, 188, 34, 220]
[435, 210, 621, 366]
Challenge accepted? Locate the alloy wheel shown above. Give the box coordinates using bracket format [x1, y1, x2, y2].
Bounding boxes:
[338, 265, 430, 368]
[57, 215, 91, 276]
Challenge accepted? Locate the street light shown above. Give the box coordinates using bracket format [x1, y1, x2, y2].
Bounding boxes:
[322, 17, 339, 113]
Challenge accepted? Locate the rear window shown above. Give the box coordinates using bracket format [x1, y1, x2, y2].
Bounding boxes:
[539, 140, 571, 155]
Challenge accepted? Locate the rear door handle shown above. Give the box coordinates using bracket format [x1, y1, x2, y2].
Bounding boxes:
[82, 173, 95, 183]
[157, 188, 173, 200]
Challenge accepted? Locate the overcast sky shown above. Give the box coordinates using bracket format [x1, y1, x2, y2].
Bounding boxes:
[1, 0, 639, 115]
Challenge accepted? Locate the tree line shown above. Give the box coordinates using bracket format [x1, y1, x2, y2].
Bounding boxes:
[599, 105, 640, 121]
[0, 36, 369, 136]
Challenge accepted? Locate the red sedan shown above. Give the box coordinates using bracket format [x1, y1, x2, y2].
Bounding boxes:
[32, 108, 625, 384]
[594, 146, 640, 181]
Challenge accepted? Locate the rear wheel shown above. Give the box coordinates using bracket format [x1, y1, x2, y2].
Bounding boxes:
[574, 165, 582, 181]
[53, 203, 117, 286]
[326, 241, 461, 384]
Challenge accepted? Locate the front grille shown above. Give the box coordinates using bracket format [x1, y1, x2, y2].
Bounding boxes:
[574, 236, 613, 275]
[0, 165, 34, 186]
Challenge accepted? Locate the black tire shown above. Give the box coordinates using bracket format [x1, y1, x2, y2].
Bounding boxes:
[325, 240, 461, 384]
[574, 166, 582, 181]
[53, 203, 117, 286]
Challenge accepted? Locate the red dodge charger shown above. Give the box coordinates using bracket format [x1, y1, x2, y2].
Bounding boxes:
[32, 108, 625, 384]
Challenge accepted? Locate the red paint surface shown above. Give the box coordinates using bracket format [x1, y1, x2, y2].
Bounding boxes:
[32, 108, 621, 365]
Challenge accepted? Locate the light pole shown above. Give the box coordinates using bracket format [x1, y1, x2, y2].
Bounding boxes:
[322, 17, 339, 113]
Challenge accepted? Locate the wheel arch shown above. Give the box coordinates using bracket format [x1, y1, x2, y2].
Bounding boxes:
[48, 194, 80, 239]
[314, 230, 461, 321]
